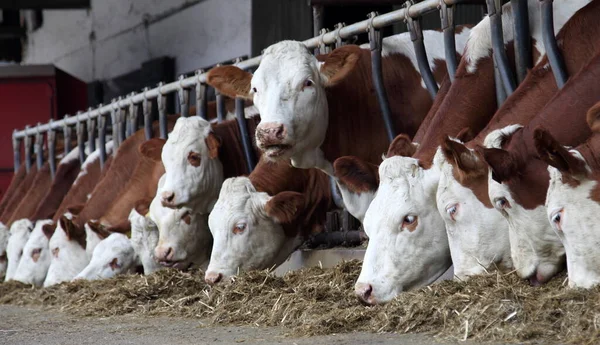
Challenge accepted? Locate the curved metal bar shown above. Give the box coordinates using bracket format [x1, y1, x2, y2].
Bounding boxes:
[511, 0, 532, 84]
[195, 70, 208, 120]
[540, 0, 567, 88]
[86, 109, 96, 153]
[24, 126, 33, 173]
[97, 106, 108, 170]
[368, 12, 395, 142]
[334, 22, 346, 48]
[486, 0, 516, 95]
[76, 113, 86, 164]
[157, 83, 168, 139]
[178, 75, 190, 118]
[235, 97, 256, 173]
[318, 28, 332, 55]
[48, 123, 56, 178]
[12, 132, 21, 173]
[34, 125, 44, 170]
[142, 88, 153, 140]
[406, 2, 438, 99]
[440, 0, 458, 82]
[62, 115, 72, 154]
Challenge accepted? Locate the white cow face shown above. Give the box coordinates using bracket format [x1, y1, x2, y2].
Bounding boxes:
[355, 156, 451, 305]
[436, 139, 512, 279]
[206, 177, 305, 283]
[44, 216, 89, 287]
[5, 219, 33, 281]
[130, 207, 161, 275]
[157, 116, 224, 209]
[74, 233, 137, 281]
[150, 194, 212, 271]
[0, 223, 8, 280]
[206, 42, 360, 170]
[13, 220, 55, 286]
[84, 222, 104, 260]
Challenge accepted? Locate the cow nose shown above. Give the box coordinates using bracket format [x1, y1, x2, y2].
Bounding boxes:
[256, 122, 287, 145]
[205, 271, 223, 285]
[161, 191, 175, 206]
[355, 282, 375, 305]
[155, 246, 174, 262]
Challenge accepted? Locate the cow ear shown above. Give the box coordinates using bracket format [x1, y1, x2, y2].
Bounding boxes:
[42, 222, 57, 240]
[587, 101, 600, 133]
[479, 147, 519, 183]
[67, 204, 85, 216]
[442, 137, 483, 175]
[455, 127, 474, 143]
[318, 45, 361, 87]
[334, 156, 379, 193]
[534, 127, 588, 177]
[134, 198, 152, 217]
[386, 134, 418, 158]
[139, 138, 166, 162]
[87, 220, 111, 240]
[60, 216, 86, 248]
[205, 132, 222, 159]
[206, 66, 253, 100]
[265, 192, 305, 224]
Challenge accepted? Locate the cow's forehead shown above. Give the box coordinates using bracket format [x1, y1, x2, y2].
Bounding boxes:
[167, 117, 210, 145]
[255, 42, 316, 82]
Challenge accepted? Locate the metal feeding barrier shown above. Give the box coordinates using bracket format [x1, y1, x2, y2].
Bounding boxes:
[10, 0, 569, 244]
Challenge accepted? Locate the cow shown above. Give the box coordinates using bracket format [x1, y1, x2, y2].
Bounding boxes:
[0, 164, 27, 220]
[4, 219, 33, 281]
[74, 233, 138, 281]
[0, 224, 7, 279]
[129, 200, 161, 275]
[536, 102, 600, 288]
[13, 220, 56, 286]
[0, 164, 39, 225]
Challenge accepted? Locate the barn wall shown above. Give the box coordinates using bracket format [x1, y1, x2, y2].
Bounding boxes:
[22, 0, 253, 83]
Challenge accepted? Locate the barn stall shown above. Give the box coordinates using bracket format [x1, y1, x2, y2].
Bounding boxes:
[0, 0, 598, 344]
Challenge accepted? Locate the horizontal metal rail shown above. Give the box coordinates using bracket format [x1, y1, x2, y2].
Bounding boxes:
[13, 0, 467, 140]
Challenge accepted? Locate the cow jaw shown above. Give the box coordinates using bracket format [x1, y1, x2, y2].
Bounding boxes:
[74, 233, 137, 281]
[5, 219, 33, 282]
[44, 223, 88, 287]
[13, 220, 53, 287]
[356, 156, 451, 304]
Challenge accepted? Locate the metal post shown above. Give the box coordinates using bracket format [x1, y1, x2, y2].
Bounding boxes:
[235, 97, 256, 173]
[127, 92, 138, 137]
[334, 23, 346, 49]
[86, 108, 96, 153]
[368, 12, 395, 143]
[196, 70, 208, 120]
[76, 113, 86, 164]
[24, 126, 33, 173]
[487, 0, 517, 95]
[157, 83, 168, 139]
[97, 106, 108, 170]
[312, 4, 324, 55]
[215, 89, 226, 123]
[178, 75, 190, 118]
[440, 0, 458, 82]
[317, 28, 332, 55]
[48, 121, 56, 178]
[62, 115, 72, 154]
[117, 100, 126, 144]
[494, 58, 507, 105]
[405, 2, 438, 99]
[12, 132, 21, 173]
[142, 88, 153, 140]
[511, 0, 532, 84]
[110, 99, 119, 148]
[34, 125, 43, 170]
[540, 0, 568, 88]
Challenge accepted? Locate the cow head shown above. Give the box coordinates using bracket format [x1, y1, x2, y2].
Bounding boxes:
[5, 219, 33, 282]
[13, 220, 55, 287]
[207, 41, 360, 170]
[206, 177, 305, 284]
[537, 127, 600, 288]
[129, 200, 161, 275]
[436, 137, 512, 279]
[84, 220, 111, 260]
[481, 126, 565, 286]
[154, 116, 224, 209]
[0, 223, 8, 280]
[355, 156, 451, 305]
[43, 214, 89, 287]
[74, 233, 137, 281]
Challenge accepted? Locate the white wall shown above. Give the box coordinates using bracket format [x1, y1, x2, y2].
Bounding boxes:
[23, 0, 252, 82]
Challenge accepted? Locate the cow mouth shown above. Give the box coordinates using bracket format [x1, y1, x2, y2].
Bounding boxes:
[263, 144, 292, 158]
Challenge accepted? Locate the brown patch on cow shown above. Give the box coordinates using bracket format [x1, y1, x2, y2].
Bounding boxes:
[318, 45, 361, 87]
[386, 134, 417, 158]
[479, 147, 521, 184]
[139, 138, 166, 162]
[7, 162, 53, 226]
[31, 248, 42, 263]
[205, 132, 222, 159]
[442, 138, 493, 208]
[0, 164, 27, 218]
[87, 220, 112, 240]
[105, 220, 132, 237]
[455, 127, 474, 143]
[42, 222, 57, 240]
[51, 247, 59, 258]
[181, 211, 191, 225]
[109, 257, 120, 270]
[265, 191, 305, 225]
[0, 164, 38, 224]
[586, 101, 600, 133]
[534, 127, 588, 187]
[67, 204, 85, 216]
[333, 156, 379, 193]
[206, 66, 252, 100]
[187, 151, 202, 167]
[59, 215, 86, 249]
[134, 198, 152, 216]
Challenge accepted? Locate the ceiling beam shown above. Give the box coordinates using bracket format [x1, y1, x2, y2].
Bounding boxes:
[0, 0, 90, 9]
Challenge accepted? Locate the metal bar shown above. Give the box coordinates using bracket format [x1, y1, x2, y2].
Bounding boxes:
[494, 58, 507, 105]
[487, 0, 516, 95]
[76, 113, 86, 164]
[216, 90, 226, 123]
[440, 0, 458, 82]
[47, 122, 56, 178]
[24, 126, 33, 173]
[235, 98, 256, 173]
[62, 116, 72, 154]
[511, 0, 532, 84]
[307, 230, 367, 248]
[317, 28, 332, 55]
[97, 108, 108, 170]
[111, 99, 120, 149]
[13, 0, 470, 139]
[333, 22, 347, 48]
[368, 12, 395, 143]
[87, 108, 96, 153]
[178, 75, 190, 118]
[406, 3, 438, 99]
[117, 102, 126, 144]
[127, 92, 138, 137]
[540, 0, 567, 88]
[142, 88, 153, 140]
[157, 84, 168, 139]
[312, 4, 324, 55]
[12, 133, 21, 173]
[34, 125, 43, 170]
[196, 70, 208, 120]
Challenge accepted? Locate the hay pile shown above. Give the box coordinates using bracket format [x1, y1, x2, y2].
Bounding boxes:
[1, 261, 599, 344]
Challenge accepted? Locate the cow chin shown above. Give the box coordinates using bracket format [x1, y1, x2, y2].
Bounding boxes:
[258, 142, 294, 161]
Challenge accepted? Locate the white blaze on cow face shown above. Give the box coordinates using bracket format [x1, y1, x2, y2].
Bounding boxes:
[5, 219, 33, 281]
[356, 157, 451, 304]
[159, 116, 224, 209]
[206, 177, 305, 282]
[74, 233, 137, 281]
[130, 208, 161, 275]
[13, 220, 55, 287]
[0, 223, 8, 280]
[44, 218, 88, 287]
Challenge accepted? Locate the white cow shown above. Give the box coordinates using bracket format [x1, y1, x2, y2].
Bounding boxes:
[74, 233, 138, 281]
[129, 206, 161, 275]
[4, 219, 33, 281]
[0, 223, 8, 279]
[44, 214, 89, 287]
[13, 220, 55, 286]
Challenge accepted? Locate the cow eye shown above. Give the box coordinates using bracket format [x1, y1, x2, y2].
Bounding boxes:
[404, 215, 416, 225]
[302, 79, 313, 90]
[550, 209, 564, 231]
[187, 152, 201, 167]
[109, 258, 121, 270]
[446, 204, 458, 221]
[252, 87, 257, 93]
[52, 248, 60, 258]
[233, 222, 246, 234]
[181, 211, 191, 225]
[400, 215, 418, 232]
[494, 197, 510, 210]
[32, 248, 42, 256]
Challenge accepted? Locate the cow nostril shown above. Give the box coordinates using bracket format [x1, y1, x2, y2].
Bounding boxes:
[205, 272, 223, 285]
[165, 247, 173, 261]
[275, 124, 285, 139]
[355, 283, 373, 304]
[161, 191, 175, 203]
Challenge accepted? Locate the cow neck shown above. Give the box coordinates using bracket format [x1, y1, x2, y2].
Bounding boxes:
[0, 164, 38, 224]
[321, 48, 442, 165]
[0, 164, 27, 218]
[212, 115, 261, 178]
[7, 162, 53, 224]
[31, 157, 81, 221]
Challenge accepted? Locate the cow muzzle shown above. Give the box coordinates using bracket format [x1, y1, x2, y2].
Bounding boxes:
[255, 122, 291, 158]
[161, 191, 176, 208]
[205, 271, 223, 285]
[355, 282, 376, 305]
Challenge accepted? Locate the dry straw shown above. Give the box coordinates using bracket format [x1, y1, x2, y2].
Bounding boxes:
[1, 260, 599, 344]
